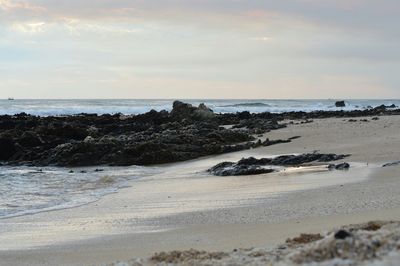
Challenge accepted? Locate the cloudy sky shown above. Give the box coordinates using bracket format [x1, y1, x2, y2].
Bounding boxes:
[0, 0, 399, 99]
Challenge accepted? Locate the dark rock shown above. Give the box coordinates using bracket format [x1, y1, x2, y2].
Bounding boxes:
[317, 154, 349, 162]
[335, 101, 346, 107]
[263, 138, 288, 147]
[171, 101, 196, 118]
[329, 162, 350, 170]
[209, 153, 350, 176]
[209, 163, 275, 176]
[18, 131, 42, 147]
[375, 104, 396, 111]
[194, 103, 215, 120]
[209, 162, 235, 172]
[170, 101, 215, 122]
[237, 157, 271, 166]
[237, 111, 251, 120]
[269, 153, 348, 166]
[232, 118, 285, 133]
[0, 137, 16, 160]
[334, 230, 352, 240]
[374, 104, 386, 111]
[382, 161, 400, 168]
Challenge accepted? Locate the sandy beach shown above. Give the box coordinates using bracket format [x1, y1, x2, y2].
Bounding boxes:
[3, 0, 400, 263]
[1, 115, 400, 265]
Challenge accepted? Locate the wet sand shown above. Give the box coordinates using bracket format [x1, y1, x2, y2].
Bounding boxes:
[1, 115, 400, 265]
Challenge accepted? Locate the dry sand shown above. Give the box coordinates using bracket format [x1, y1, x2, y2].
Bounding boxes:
[1, 115, 400, 266]
[126, 221, 400, 266]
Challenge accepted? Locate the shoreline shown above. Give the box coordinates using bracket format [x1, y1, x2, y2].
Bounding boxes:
[0, 151, 374, 250]
[1, 102, 400, 168]
[1, 115, 400, 265]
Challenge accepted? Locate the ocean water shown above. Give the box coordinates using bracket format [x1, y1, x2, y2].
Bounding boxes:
[0, 166, 160, 219]
[0, 99, 398, 219]
[0, 99, 399, 116]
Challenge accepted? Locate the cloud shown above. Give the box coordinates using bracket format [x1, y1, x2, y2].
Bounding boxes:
[0, 0, 45, 12]
[11, 21, 45, 33]
[0, 0, 399, 98]
[1, 0, 399, 39]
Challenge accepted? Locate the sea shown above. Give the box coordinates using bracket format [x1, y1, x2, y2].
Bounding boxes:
[1, 99, 400, 116]
[0, 99, 398, 219]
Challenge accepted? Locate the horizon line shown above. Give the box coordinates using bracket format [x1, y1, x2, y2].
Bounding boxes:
[2, 98, 400, 101]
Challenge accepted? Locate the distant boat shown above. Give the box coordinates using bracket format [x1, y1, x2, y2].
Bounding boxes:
[7, 98, 14, 100]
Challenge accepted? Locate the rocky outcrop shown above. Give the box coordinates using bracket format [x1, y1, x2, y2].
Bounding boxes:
[170, 101, 215, 122]
[217, 104, 400, 125]
[1, 100, 399, 167]
[208, 162, 276, 176]
[208, 153, 349, 176]
[0, 102, 288, 167]
[335, 101, 346, 107]
[374, 104, 396, 111]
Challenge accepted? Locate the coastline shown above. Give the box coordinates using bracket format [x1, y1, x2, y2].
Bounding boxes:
[1, 115, 400, 265]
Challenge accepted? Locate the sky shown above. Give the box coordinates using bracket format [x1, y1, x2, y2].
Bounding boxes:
[0, 0, 399, 99]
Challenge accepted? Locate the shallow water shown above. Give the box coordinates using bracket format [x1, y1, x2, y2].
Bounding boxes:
[0, 153, 376, 251]
[0, 153, 372, 221]
[122, 151, 374, 220]
[0, 165, 161, 219]
[0, 99, 399, 116]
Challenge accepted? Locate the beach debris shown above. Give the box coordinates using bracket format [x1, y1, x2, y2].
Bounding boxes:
[208, 153, 350, 176]
[113, 221, 400, 266]
[300, 119, 313, 124]
[361, 221, 383, 231]
[286, 233, 323, 246]
[150, 249, 228, 264]
[372, 117, 380, 120]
